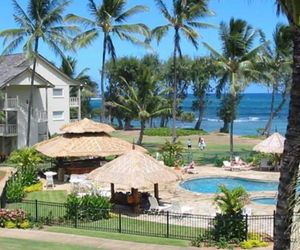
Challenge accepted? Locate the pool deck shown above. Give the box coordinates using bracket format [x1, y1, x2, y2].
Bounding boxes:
[158, 165, 279, 215]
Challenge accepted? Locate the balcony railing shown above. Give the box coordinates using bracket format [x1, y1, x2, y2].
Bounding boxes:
[0, 97, 19, 110]
[0, 124, 17, 136]
[34, 110, 48, 122]
[70, 97, 79, 107]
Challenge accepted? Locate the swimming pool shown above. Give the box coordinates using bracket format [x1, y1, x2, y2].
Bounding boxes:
[252, 197, 277, 205]
[180, 177, 278, 193]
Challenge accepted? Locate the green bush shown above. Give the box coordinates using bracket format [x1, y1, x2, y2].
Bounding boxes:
[19, 220, 31, 229]
[160, 141, 184, 167]
[240, 240, 268, 249]
[65, 194, 112, 221]
[24, 181, 43, 193]
[144, 128, 207, 137]
[0, 208, 30, 229]
[214, 156, 229, 167]
[6, 173, 25, 202]
[5, 221, 16, 229]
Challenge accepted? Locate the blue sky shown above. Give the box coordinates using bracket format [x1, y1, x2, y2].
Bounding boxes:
[0, 0, 287, 93]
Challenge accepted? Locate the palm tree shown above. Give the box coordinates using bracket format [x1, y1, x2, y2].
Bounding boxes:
[203, 18, 264, 159]
[111, 68, 170, 145]
[152, 0, 213, 142]
[60, 56, 98, 119]
[272, 1, 300, 249]
[0, 0, 75, 146]
[65, 0, 149, 122]
[259, 24, 292, 136]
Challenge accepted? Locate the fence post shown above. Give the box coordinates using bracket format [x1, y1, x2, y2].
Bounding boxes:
[74, 205, 78, 228]
[245, 214, 248, 241]
[35, 200, 38, 222]
[118, 210, 122, 233]
[166, 211, 169, 238]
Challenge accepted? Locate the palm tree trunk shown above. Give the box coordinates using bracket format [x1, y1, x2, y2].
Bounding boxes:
[230, 120, 234, 160]
[263, 84, 276, 136]
[274, 27, 300, 250]
[100, 33, 107, 123]
[172, 29, 178, 143]
[137, 119, 146, 145]
[194, 98, 205, 130]
[26, 37, 39, 147]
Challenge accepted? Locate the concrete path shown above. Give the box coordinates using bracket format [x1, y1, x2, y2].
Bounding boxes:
[0, 228, 198, 250]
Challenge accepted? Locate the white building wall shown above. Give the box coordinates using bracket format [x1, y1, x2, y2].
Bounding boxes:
[33, 58, 72, 135]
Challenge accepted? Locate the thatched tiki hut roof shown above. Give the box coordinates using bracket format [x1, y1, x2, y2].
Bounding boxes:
[253, 132, 285, 154]
[61, 118, 115, 134]
[87, 150, 180, 197]
[35, 118, 146, 158]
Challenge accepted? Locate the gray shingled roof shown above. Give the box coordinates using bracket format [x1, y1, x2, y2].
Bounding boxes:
[0, 53, 31, 88]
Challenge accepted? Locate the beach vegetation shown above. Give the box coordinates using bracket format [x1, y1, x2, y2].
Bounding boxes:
[152, 0, 214, 142]
[65, 0, 149, 122]
[0, 0, 75, 147]
[160, 140, 184, 167]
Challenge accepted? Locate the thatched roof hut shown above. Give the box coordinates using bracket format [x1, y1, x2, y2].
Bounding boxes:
[87, 150, 179, 189]
[253, 132, 285, 154]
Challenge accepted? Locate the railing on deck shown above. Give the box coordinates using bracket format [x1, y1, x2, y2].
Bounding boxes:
[0, 97, 19, 110]
[70, 97, 79, 107]
[0, 124, 17, 135]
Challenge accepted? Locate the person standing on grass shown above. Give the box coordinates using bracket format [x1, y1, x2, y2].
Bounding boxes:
[187, 139, 192, 149]
[198, 137, 206, 151]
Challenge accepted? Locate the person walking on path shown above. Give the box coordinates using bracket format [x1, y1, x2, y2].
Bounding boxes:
[198, 137, 206, 151]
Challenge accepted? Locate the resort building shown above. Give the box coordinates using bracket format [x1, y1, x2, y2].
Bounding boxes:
[0, 53, 81, 155]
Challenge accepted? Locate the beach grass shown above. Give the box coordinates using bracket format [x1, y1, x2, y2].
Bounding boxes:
[46, 226, 190, 247]
[0, 237, 103, 250]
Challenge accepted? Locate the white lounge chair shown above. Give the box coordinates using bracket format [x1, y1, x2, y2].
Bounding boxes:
[242, 207, 252, 216]
[222, 161, 232, 170]
[148, 196, 172, 213]
[169, 202, 192, 218]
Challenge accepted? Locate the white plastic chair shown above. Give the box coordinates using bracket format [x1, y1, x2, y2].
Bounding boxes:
[45, 175, 54, 189]
[148, 196, 172, 213]
[222, 161, 232, 170]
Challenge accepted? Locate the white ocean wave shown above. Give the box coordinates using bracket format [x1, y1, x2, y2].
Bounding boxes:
[201, 116, 262, 123]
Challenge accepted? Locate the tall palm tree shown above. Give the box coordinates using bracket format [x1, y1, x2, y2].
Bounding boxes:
[259, 24, 292, 136]
[203, 18, 264, 158]
[152, 0, 213, 142]
[111, 68, 170, 145]
[0, 0, 75, 146]
[273, 1, 300, 249]
[65, 0, 149, 122]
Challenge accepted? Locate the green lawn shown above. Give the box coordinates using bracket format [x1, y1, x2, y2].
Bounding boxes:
[47, 227, 190, 247]
[113, 131, 255, 165]
[0, 237, 104, 250]
[25, 190, 68, 203]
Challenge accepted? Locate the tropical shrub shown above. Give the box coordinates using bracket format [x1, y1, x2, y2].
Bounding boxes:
[65, 194, 112, 221]
[214, 156, 230, 167]
[212, 185, 249, 243]
[24, 181, 43, 193]
[9, 147, 43, 169]
[240, 240, 268, 249]
[6, 173, 25, 202]
[0, 208, 30, 229]
[160, 141, 184, 167]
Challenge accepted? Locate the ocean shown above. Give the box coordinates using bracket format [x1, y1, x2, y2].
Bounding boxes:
[90, 93, 289, 136]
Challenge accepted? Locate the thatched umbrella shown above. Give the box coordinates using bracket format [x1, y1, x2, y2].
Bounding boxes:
[253, 132, 285, 154]
[87, 150, 180, 200]
[60, 118, 115, 134]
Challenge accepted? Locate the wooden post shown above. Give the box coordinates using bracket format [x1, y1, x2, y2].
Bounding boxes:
[110, 183, 115, 197]
[132, 188, 140, 213]
[154, 183, 159, 200]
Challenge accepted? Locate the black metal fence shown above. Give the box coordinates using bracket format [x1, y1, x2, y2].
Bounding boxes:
[5, 199, 277, 242]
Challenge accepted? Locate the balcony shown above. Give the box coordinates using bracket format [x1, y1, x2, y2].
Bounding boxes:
[70, 97, 79, 107]
[0, 97, 19, 110]
[0, 124, 17, 136]
[34, 110, 48, 122]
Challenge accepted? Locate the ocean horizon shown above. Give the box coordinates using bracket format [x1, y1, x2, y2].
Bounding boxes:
[90, 93, 289, 136]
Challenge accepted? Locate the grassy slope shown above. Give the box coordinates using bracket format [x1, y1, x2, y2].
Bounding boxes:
[46, 227, 190, 247]
[0, 237, 104, 250]
[25, 190, 68, 203]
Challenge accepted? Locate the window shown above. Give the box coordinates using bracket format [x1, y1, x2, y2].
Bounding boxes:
[53, 88, 64, 97]
[52, 111, 64, 121]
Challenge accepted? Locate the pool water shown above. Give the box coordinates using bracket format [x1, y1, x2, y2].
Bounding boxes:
[252, 197, 277, 205]
[180, 177, 278, 193]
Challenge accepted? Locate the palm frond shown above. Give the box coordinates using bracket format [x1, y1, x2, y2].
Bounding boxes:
[65, 14, 95, 28]
[181, 25, 199, 49]
[72, 29, 99, 48]
[151, 25, 170, 44]
[203, 42, 226, 61]
[154, 0, 173, 23]
[115, 5, 149, 23]
[1, 36, 24, 55]
[113, 23, 150, 37]
[12, 0, 33, 28]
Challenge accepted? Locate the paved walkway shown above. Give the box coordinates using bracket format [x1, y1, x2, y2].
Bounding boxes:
[0, 229, 199, 250]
